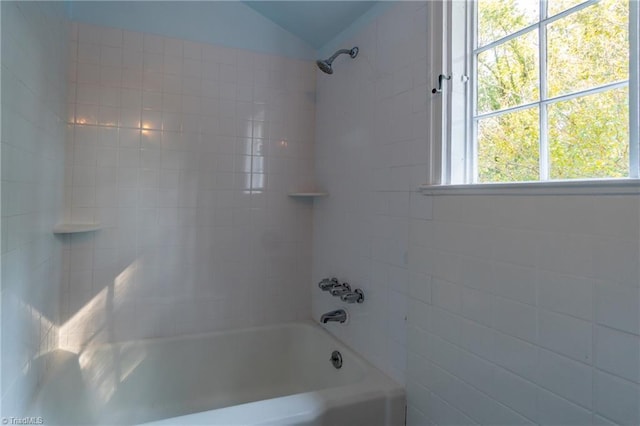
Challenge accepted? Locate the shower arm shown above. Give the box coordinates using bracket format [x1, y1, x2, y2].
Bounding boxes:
[326, 48, 359, 64]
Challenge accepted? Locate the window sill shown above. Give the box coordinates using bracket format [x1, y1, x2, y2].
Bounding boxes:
[419, 179, 640, 196]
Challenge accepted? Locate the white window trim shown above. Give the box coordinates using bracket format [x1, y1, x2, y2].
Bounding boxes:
[631, 0, 640, 177]
[419, 178, 640, 196]
[424, 0, 640, 194]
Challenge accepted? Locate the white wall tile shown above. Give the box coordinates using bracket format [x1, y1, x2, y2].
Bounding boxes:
[538, 310, 592, 363]
[594, 371, 640, 425]
[491, 227, 540, 268]
[536, 349, 592, 409]
[491, 261, 536, 305]
[62, 23, 316, 350]
[432, 278, 462, 313]
[488, 367, 538, 421]
[538, 270, 593, 321]
[536, 388, 593, 426]
[595, 281, 640, 335]
[492, 297, 537, 343]
[1, 0, 68, 414]
[595, 326, 640, 383]
[460, 286, 493, 327]
[491, 330, 538, 382]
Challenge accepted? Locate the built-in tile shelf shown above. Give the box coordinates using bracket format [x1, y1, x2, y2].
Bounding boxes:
[288, 192, 329, 198]
[53, 223, 101, 234]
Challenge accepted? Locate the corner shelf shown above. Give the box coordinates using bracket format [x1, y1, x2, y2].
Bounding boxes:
[288, 192, 329, 198]
[53, 223, 101, 234]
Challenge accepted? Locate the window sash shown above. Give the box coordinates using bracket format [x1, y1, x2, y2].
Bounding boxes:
[474, 0, 599, 54]
[458, 0, 638, 184]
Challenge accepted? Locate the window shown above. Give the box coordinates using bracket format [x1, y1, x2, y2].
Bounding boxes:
[443, 0, 639, 185]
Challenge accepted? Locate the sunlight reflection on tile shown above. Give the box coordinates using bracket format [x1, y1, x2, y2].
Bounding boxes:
[59, 260, 138, 353]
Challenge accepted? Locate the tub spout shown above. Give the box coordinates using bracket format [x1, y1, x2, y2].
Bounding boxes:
[320, 309, 347, 324]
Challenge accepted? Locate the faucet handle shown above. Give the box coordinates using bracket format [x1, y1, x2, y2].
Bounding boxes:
[340, 289, 364, 304]
[318, 277, 340, 291]
[329, 282, 351, 296]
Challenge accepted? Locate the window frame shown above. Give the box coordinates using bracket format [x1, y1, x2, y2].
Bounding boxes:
[435, 0, 640, 188]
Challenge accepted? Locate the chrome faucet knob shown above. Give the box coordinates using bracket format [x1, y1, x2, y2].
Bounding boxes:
[340, 289, 364, 304]
[318, 278, 331, 290]
[330, 282, 351, 296]
[318, 277, 340, 291]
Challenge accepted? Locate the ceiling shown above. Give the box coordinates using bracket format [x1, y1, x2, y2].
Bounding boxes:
[243, 1, 378, 50]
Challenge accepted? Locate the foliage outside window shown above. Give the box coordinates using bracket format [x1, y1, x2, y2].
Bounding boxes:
[471, 0, 633, 183]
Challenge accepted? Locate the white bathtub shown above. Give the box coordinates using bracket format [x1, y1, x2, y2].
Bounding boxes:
[31, 322, 405, 425]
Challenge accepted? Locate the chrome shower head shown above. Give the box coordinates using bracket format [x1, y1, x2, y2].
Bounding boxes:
[316, 47, 359, 75]
[316, 59, 334, 74]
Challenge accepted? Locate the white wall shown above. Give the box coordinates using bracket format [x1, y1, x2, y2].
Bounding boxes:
[313, 2, 640, 425]
[407, 194, 640, 426]
[61, 23, 316, 351]
[313, 2, 430, 383]
[0, 1, 69, 415]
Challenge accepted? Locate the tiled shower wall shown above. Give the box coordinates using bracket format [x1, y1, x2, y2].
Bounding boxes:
[407, 195, 640, 426]
[313, 2, 640, 425]
[1, 1, 69, 415]
[313, 2, 431, 384]
[61, 23, 316, 351]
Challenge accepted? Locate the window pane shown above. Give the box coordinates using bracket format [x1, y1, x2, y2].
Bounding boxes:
[547, 0, 629, 98]
[548, 87, 629, 179]
[548, 0, 588, 17]
[478, 0, 539, 47]
[477, 107, 540, 182]
[477, 30, 539, 113]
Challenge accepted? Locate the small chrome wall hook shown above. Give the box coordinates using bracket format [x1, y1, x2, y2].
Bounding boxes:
[432, 74, 452, 94]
